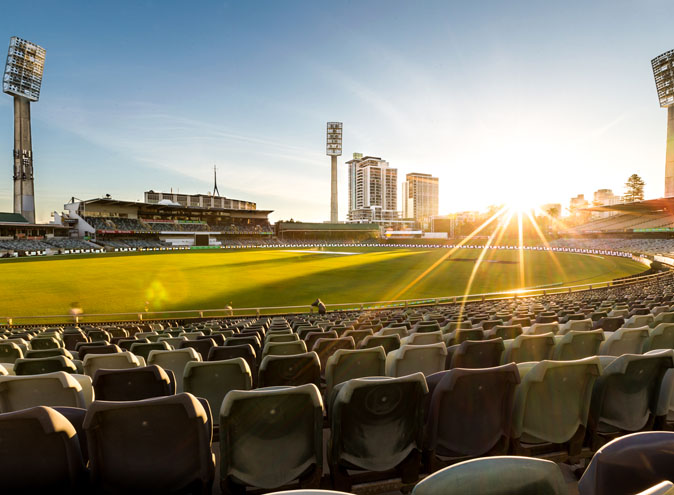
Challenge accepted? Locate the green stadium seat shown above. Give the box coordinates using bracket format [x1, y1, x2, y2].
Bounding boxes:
[14, 356, 78, 375]
[447, 338, 505, 369]
[598, 326, 649, 356]
[325, 347, 386, 397]
[359, 334, 401, 353]
[552, 329, 605, 360]
[258, 352, 321, 388]
[385, 343, 447, 377]
[501, 333, 555, 364]
[643, 323, 674, 352]
[147, 348, 201, 393]
[92, 365, 173, 401]
[0, 342, 23, 364]
[0, 371, 86, 411]
[262, 340, 308, 359]
[82, 351, 143, 377]
[129, 341, 170, 361]
[401, 331, 443, 346]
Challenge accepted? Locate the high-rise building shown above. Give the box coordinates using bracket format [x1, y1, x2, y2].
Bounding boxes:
[591, 188, 623, 219]
[401, 173, 439, 227]
[652, 50, 674, 197]
[346, 154, 399, 223]
[3, 37, 46, 224]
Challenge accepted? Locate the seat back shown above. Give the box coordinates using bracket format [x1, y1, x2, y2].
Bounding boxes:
[599, 327, 649, 356]
[553, 329, 605, 361]
[644, 323, 674, 352]
[83, 351, 142, 377]
[178, 338, 215, 360]
[262, 340, 308, 359]
[402, 331, 443, 346]
[450, 338, 505, 369]
[14, 356, 78, 375]
[386, 343, 447, 377]
[325, 347, 386, 396]
[360, 334, 401, 353]
[502, 333, 555, 364]
[130, 341, 171, 361]
[92, 365, 173, 401]
[258, 352, 321, 388]
[0, 372, 85, 411]
[312, 337, 356, 371]
[527, 323, 560, 335]
[148, 348, 201, 393]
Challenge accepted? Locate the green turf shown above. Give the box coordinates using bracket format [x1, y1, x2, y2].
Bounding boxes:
[0, 247, 646, 319]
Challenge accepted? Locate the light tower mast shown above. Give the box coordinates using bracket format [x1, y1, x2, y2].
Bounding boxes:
[652, 50, 674, 197]
[326, 122, 342, 222]
[3, 37, 46, 224]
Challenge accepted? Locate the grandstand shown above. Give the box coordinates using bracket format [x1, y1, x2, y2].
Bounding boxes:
[568, 198, 674, 235]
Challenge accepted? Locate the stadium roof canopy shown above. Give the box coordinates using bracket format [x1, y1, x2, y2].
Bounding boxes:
[276, 222, 379, 232]
[77, 198, 273, 215]
[584, 197, 674, 214]
[0, 212, 28, 223]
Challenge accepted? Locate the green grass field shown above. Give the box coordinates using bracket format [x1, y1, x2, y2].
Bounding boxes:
[0, 247, 646, 320]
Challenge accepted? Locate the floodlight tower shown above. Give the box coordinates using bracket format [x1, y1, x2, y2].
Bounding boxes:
[3, 37, 46, 223]
[326, 122, 342, 223]
[652, 50, 674, 198]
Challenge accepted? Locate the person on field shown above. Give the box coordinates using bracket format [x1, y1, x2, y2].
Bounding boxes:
[311, 298, 326, 315]
[69, 302, 83, 323]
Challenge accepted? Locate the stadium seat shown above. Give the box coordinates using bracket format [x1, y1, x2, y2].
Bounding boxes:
[130, 341, 171, 361]
[25, 348, 74, 360]
[0, 342, 23, 363]
[501, 333, 555, 364]
[0, 371, 86, 411]
[157, 336, 187, 348]
[385, 342, 447, 377]
[595, 316, 625, 331]
[82, 351, 143, 377]
[598, 326, 650, 356]
[78, 344, 121, 360]
[328, 373, 427, 490]
[643, 323, 674, 352]
[325, 347, 386, 397]
[552, 329, 605, 360]
[411, 456, 567, 495]
[558, 318, 593, 334]
[578, 431, 674, 495]
[424, 364, 519, 469]
[92, 365, 173, 401]
[179, 338, 216, 360]
[443, 328, 484, 346]
[311, 337, 356, 371]
[220, 384, 323, 493]
[62, 332, 89, 351]
[262, 340, 308, 359]
[447, 338, 505, 369]
[359, 334, 401, 353]
[342, 329, 373, 347]
[589, 350, 674, 449]
[304, 330, 338, 352]
[183, 358, 252, 425]
[0, 406, 88, 493]
[29, 336, 62, 350]
[634, 482, 674, 495]
[624, 314, 655, 328]
[401, 331, 443, 346]
[84, 393, 214, 493]
[224, 335, 262, 356]
[484, 324, 523, 340]
[14, 356, 78, 375]
[86, 329, 111, 342]
[378, 326, 410, 339]
[511, 357, 601, 460]
[525, 323, 560, 336]
[265, 333, 301, 345]
[147, 348, 201, 393]
[258, 352, 321, 388]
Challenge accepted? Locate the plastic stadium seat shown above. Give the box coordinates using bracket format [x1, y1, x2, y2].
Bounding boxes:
[643, 323, 674, 352]
[595, 316, 625, 332]
[401, 331, 443, 346]
[382, 343, 444, 377]
[0, 406, 87, 493]
[184, 358, 252, 425]
[262, 340, 308, 359]
[598, 326, 649, 356]
[635, 482, 674, 495]
[578, 432, 674, 495]
[14, 356, 78, 375]
[444, 321, 473, 333]
[0, 342, 23, 363]
[30, 336, 62, 350]
[328, 373, 428, 490]
[84, 393, 214, 494]
[312, 337, 356, 371]
[443, 328, 484, 347]
[378, 326, 410, 339]
[258, 352, 321, 388]
[82, 351, 143, 377]
[304, 331, 338, 353]
[51, 405, 88, 463]
[525, 322, 560, 336]
[623, 314, 654, 328]
[297, 327, 322, 341]
[0, 371, 86, 411]
[148, 348, 201, 393]
[86, 329, 111, 342]
[130, 341, 171, 361]
[78, 344, 121, 360]
[559, 318, 593, 335]
[501, 333, 555, 364]
[265, 333, 301, 345]
[224, 335, 262, 356]
[25, 348, 74, 360]
[325, 347, 386, 397]
[411, 456, 567, 495]
[157, 336, 188, 348]
[220, 384, 324, 493]
[179, 338, 216, 360]
[359, 334, 401, 353]
[342, 329, 373, 347]
[552, 329, 605, 361]
[511, 357, 601, 459]
[447, 338, 505, 369]
[589, 350, 674, 449]
[62, 332, 88, 351]
[92, 365, 173, 401]
[424, 364, 519, 468]
[484, 324, 523, 340]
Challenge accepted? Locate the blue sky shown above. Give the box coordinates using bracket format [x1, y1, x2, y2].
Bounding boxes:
[0, 0, 672, 222]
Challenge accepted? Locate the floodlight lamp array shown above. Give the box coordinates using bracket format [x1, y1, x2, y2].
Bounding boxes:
[3, 37, 46, 102]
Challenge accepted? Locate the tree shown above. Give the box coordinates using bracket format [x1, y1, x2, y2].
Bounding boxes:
[624, 174, 645, 203]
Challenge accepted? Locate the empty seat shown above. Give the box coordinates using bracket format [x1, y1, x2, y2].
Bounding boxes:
[92, 365, 173, 401]
[484, 324, 523, 340]
[444, 328, 484, 346]
[25, 348, 74, 360]
[0, 372, 86, 411]
[130, 341, 171, 361]
[147, 348, 201, 393]
[424, 364, 519, 469]
[624, 314, 655, 328]
[220, 384, 323, 492]
[595, 316, 625, 332]
[312, 337, 355, 371]
[552, 329, 605, 361]
[84, 393, 214, 493]
[501, 333, 555, 364]
[179, 338, 216, 360]
[325, 347, 386, 397]
[525, 323, 560, 336]
[0, 406, 87, 493]
[82, 351, 143, 377]
[386, 343, 447, 377]
[265, 333, 301, 345]
[360, 334, 401, 353]
[342, 329, 373, 347]
[643, 323, 674, 352]
[258, 352, 321, 388]
[579, 431, 674, 495]
[14, 356, 78, 375]
[447, 338, 505, 369]
[559, 318, 593, 335]
[401, 331, 443, 346]
[30, 336, 62, 350]
[598, 326, 649, 356]
[304, 330, 338, 353]
[0, 342, 23, 363]
[511, 357, 601, 459]
[328, 373, 428, 491]
[411, 456, 567, 495]
[78, 344, 121, 360]
[262, 340, 308, 359]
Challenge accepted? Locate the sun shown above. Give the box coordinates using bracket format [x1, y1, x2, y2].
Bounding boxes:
[505, 194, 537, 214]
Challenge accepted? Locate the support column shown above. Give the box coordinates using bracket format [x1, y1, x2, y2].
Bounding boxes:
[666, 106, 674, 198]
[13, 96, 35, 223]
[330, 155, 338, 223]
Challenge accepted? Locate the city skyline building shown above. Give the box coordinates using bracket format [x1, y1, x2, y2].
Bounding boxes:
[346, 153, 399, 223]
[402, 172, 439, 228]
[3, 37, 46, 224]
[652, 50, 674, 198]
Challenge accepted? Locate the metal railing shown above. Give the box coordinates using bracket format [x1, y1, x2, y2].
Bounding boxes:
[1, 267, 669, 326]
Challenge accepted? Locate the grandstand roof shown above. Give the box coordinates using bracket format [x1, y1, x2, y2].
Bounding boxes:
[0, 212, 28, 224]
[77, 198, 273, 215]
[586, 197, 674, 213]
[276, 222, 379, 231]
